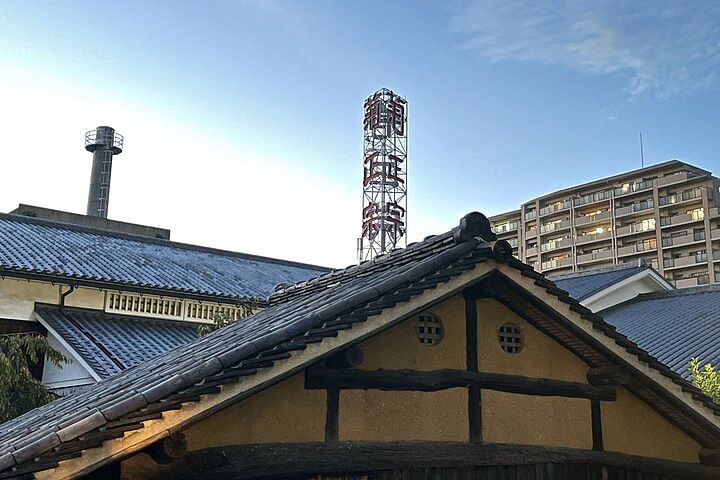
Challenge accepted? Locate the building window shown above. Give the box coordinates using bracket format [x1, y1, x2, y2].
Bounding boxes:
[416, 313, 443, 346]
[498, 323, 523, 353]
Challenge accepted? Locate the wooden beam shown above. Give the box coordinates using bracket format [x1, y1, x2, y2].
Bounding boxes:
[591, 399, 603, 451]
[700, 448, 720, 466]
[463, 294, 482, 443]
[326, 346, 364, 369]
[587, 366, 631, 387]
[151, 441, 720, 480]
[305, 367, 616, 401]
[145, 433, 187, 465]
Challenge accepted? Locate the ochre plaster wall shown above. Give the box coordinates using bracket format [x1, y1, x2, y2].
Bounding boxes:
[482, 391, 592, 449]
[339, 389, 468, 441]
[602, 387, 701, 463]
[358, 294, 466, 371]
[476, 298, 588, 382]
[183, 373, 326, 451]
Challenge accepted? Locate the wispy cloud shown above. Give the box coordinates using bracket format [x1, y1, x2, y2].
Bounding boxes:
[450, 1, 720, 98]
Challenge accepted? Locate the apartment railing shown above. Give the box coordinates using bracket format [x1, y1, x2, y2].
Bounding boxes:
[658, 187, 704, 207]
[673, 274, 710, 288]
[525, 246, 538, 257]
[617, 240, 657, 257]
[577, 249, 613, 264]
[575, 230, 613, 245]
[660, 210, 705, 227]
[539, 201, 571, 217]
[664, 252, 708, 269]
[615, 199, 655, 216]
[492, 221, 519, 234]
[657, 170, 695, 187]
[574, 190, 611, 207]
[712, 229, 720, 240]
[541, 257, 572, 270]
[507, 238, 518, 248]
[575, 210, 611, 227]
[614, 180, 654, 197]
[540, 237, 573, 252]
[661, 231, 706, 248]
[615, 221, 655, 237]
[540, 219, 572, 234]
[524, 210, 537, 221]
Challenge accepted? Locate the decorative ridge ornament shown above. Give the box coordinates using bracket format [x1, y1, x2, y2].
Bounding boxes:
[453, 212, 497, 245]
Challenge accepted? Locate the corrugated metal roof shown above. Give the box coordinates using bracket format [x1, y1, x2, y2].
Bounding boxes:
[36, 305, 198, 379]
[550, 264, 648, 300]
[602, 285, 720, 379]
[0, 214, 329, 300]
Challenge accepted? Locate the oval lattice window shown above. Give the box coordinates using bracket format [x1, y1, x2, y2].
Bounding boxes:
[498, 323, 523, 353]
[416, 313, 444, 346]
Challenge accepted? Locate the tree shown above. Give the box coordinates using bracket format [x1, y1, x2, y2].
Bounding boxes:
[688, 357, 720, 403]
[197, 304, 254, 336]
[0, 333, 67, 423]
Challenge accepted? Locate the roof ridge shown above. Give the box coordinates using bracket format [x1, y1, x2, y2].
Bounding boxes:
[0, 213, 333, 273]
[548, 263, 646, 280]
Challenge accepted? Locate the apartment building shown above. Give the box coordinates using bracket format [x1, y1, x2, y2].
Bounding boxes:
[490, 160, 720, 288]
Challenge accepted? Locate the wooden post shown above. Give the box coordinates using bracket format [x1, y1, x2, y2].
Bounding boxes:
[325, 387, 340, 442]
[464, 294, 482, 443]
[591, 399, 603, 451]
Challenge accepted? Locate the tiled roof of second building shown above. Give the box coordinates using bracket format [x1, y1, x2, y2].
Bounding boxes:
[0, 214, 330, 301]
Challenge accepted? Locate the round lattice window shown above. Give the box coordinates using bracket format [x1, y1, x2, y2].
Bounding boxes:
[416, 313, 444, 346]
[498, 323, 523, 353]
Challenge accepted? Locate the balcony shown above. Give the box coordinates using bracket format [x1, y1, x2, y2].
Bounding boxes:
[661, 231, 706, 248]
[541, 257, 573, 271]
[710, 207, 720, 218]
[615, 200, 654, 217]
[574, 190, 611, 207]
[575, 230, 613, 245]
[525, 246, 538, 257]
[614, 180, 654, 197]
[539, 201, 571, 217]
[617, 241, 657, 257]
[574, 210, 611, 227]
[524, 211, 537, 221]
[673, 275, 710, 288]
[507, 238, 518, 248]
[615, 221, 655, 237]
[540, 237, 573, 252]
[658, 188, 705, 208]
[660, 211, 705, 228]
[712, 229, 720, 240]
[577, 249, 614, 265]
[492, 222, 519, 234]
[540, 219, 572, 234]
[657, 171, 695, 187]
[663, 252, 708, 269]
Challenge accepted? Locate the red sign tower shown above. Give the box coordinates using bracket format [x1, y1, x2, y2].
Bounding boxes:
[357, 88, 408, 262]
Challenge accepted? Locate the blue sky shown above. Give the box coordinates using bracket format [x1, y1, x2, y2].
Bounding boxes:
[0, 1, 719, 267]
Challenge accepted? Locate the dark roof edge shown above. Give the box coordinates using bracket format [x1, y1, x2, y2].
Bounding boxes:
[0, 213, 334, 273]
[0, 268, 266, 305]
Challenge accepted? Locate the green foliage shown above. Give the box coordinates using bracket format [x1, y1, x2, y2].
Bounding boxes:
[0, 333, 68, 423]
[689, 357, 720, 403]
[197, 304, 253, 336]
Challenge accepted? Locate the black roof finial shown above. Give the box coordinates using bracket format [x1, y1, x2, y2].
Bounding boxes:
[453, 211, 497, 244]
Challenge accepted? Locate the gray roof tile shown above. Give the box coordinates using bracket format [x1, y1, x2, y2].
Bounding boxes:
[35, 305, 199, 379]
[0, 214, 329, 300]
[601, 285, 720, 379]
[550, 264, 649, 300]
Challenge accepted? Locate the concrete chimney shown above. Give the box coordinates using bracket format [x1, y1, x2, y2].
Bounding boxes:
[85, 126, 123, 218]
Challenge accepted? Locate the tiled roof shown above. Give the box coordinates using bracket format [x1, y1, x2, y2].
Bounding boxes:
[35, 305, 198, 379]
[602, 285, 720, 379]
[549, 263, 649, 301]
[0, 214, 329, 301]
[1, 213, 719, 478]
